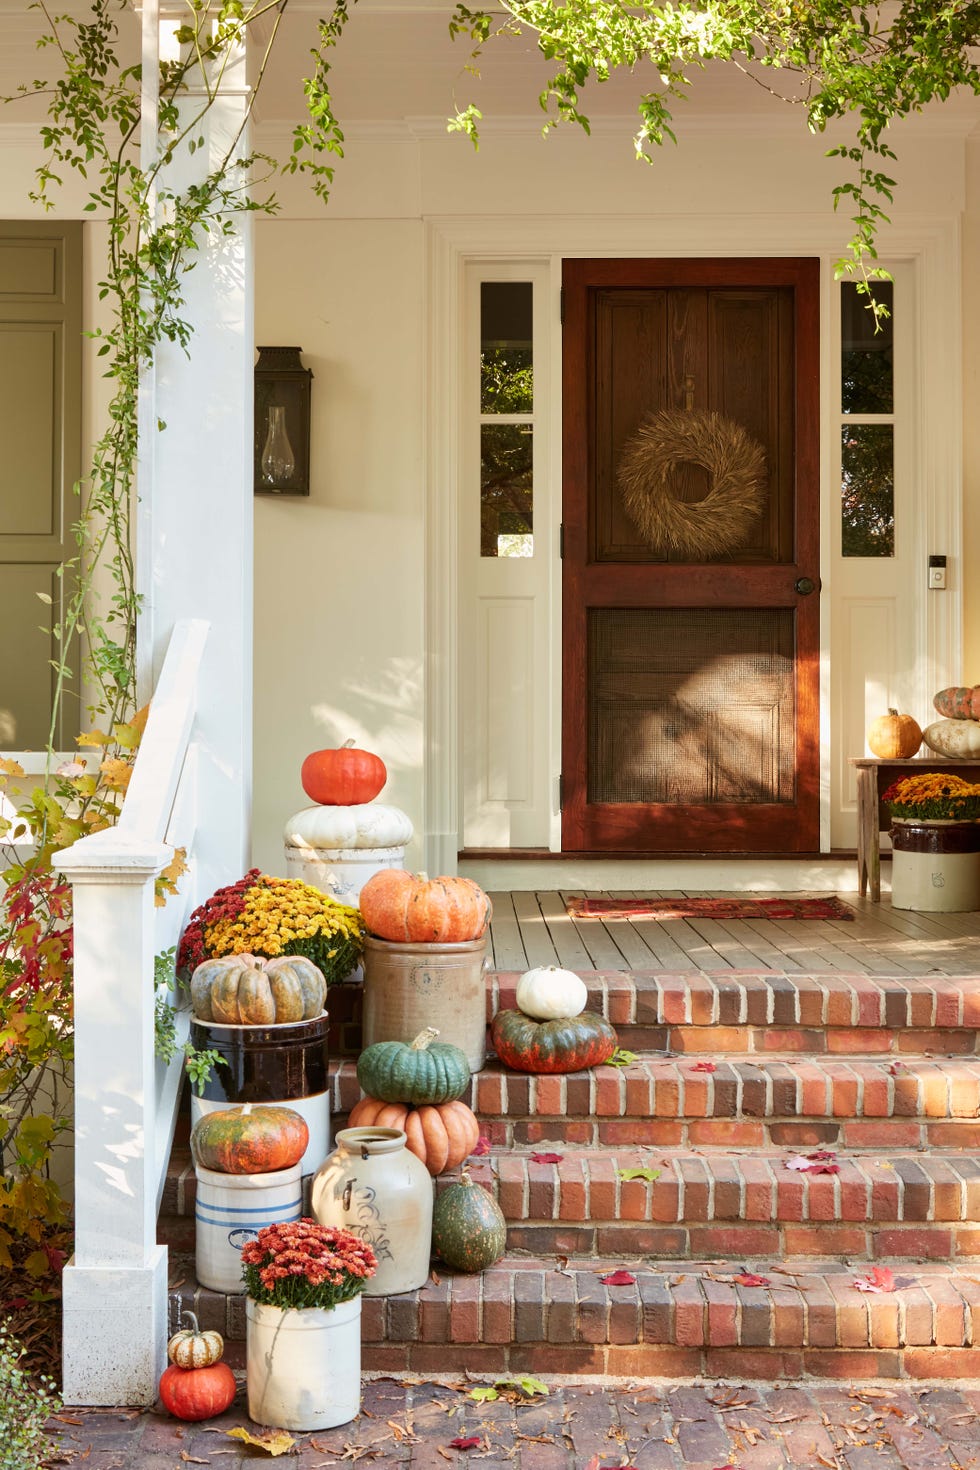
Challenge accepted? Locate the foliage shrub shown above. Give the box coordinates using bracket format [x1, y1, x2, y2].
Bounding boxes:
[0, 1321, 61, 1470]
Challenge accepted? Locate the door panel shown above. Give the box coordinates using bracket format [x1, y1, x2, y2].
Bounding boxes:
[562, 257, 820, 854]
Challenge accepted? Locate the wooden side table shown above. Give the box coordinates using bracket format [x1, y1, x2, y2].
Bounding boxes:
[849, 756, 980, 901]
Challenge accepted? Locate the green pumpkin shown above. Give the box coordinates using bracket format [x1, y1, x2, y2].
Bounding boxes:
[491, 1009, 618, 1073]
[432, 1171, 507, 1273]
[190, 953, 326, 1025]
[356, 1027, 471, 1105]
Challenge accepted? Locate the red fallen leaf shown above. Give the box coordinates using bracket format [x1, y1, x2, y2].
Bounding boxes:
[889, 1060, 905, 1075]
[853, 1265, 896, 1294]
[785, 1154, 840, 1174]
[600, 1270, 637, 1286]
[734, 1273, 770, 1287]
[807, 1149, 837, 1162]
[471, 1136, 491, 1157]
[691, 1060, 717, 1072]
[2, 1297, 28, 1311]
[449, 1436, 483, 1450]
[530, 1151, 563, 1164]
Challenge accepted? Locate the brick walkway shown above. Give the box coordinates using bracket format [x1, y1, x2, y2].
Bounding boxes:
[47, 1375, 980, 1468]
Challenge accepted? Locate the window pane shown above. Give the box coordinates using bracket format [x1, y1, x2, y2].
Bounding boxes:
[841, 425, 894, 557]
[481, 424, 533, 557]
[841, 281, 893, 414]
[481, 282, 533, 413]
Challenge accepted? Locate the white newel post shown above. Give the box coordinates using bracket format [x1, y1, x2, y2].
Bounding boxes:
[56, 833, 171, 1405]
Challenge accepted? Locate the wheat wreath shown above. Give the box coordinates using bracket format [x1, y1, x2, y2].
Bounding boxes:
[617, 407, 767, 560]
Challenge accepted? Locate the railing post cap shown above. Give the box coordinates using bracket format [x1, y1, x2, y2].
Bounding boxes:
[55, 829, 172, 880]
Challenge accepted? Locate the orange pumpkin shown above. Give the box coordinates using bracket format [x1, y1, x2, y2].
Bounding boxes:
[158, 1361, 236, 1420]
[347, 1096, 481, 1176]
[359, 870, 492, 943]
[301, 738, 386, 806]
[867, 708, 922, 759]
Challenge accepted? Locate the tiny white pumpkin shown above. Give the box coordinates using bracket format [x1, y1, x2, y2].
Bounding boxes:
[515, 965, 588, 1021]
[283, 803, 414, 852]
[922, 719, 980, 759]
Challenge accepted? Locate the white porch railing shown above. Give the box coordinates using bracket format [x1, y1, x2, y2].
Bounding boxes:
[56, 617, 209, 1405]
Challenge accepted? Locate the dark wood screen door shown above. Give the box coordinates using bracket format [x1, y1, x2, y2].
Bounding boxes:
[561, 258, 820, 854]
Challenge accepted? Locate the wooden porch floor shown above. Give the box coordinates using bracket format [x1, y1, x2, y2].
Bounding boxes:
[487, 890, 980, 976]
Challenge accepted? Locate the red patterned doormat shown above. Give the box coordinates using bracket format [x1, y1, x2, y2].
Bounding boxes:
[566, 896, 856, 921]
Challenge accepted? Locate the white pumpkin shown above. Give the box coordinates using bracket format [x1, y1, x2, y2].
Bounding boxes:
[515, 965, 588, 1021]
[283, 803, 414, 852]
[922, 719, 980, 759]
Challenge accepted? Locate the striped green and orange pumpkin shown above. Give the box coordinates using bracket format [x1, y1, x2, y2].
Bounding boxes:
[190, 1103, 309, 1174]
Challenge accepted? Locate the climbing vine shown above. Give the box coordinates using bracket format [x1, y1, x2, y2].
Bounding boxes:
[0, 0, 351, 1268]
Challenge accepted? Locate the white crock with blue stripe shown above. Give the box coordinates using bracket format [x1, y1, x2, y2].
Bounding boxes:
[195, 1162, 302, 1293]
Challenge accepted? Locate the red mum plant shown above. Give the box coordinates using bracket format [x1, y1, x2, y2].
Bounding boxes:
[241, 1219, 377, 1311]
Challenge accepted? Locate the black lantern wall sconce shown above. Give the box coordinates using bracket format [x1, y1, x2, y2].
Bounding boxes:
[254, 346, 313, 496]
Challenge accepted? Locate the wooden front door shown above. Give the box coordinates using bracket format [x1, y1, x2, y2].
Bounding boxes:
[561, 258, 820, 854]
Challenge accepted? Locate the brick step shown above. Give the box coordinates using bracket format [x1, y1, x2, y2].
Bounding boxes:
[158, 1146, 980, 1260]
[166, 1255, 980, 1380]
[325, 970, 980, 1057]
[328, 1054, 980, 1150]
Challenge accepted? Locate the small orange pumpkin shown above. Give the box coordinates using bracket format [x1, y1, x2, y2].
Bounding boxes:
[359, 870, 492, 944]
[346, 1096, 481, 1176]
[867, 708, 922, 759]
[301, 738, 386, 805]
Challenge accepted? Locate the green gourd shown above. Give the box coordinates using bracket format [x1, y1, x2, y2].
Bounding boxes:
[432, 1171, 506, 1273]
[356, 1027, 471, 1105]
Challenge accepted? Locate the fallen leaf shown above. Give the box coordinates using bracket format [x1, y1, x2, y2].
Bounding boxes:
[179, 1456, 209, 1465]
[734, 1272, 771, 1287]
[471, 1136, 491, 1157]
[600, 1270, 637, 1286]
[888, 1060, 905, 1074]
[606, 1049, 639, 1068]
[691, 1060, 717, 1072]
[430, 1270, 442, 1285]
[469, 1387, 499, 1403]
[530, 1151, 563, 1164]
[785, 1154, 840, 1174]
[226, 1427, 296, 1456]
[617, 1167, 661, 1182]
[449, 1436, 482, 1449]
[555, 1254, 571, 1274]
[853, 1265, 896, 1294]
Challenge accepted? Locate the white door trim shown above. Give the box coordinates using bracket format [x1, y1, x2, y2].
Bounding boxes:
[424, 213, 962, 872]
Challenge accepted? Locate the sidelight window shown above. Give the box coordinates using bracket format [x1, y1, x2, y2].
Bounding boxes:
[840, 282, 895, 558]
[480, 282, 534, 557]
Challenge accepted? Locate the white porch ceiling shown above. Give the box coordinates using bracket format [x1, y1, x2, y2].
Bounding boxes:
[0, 0, 975, 135]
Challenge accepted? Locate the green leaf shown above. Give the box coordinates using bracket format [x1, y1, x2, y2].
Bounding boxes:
[469, 1386, 499, 1402]
[617, 1166, 662, 1183]
[606, 1048, 639, 1068]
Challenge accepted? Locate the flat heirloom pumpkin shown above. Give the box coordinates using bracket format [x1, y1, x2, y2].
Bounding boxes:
[934, 686, 980, 722]
[360, 869, 492, 943]
[190, 1103, 309, 1174]
[190, 952, 326, 1025]
[923, 718, 980, 758]
[356, 1027, 471, 1104]
[491, 1009, 618, 1074]
[432, 1171, 506, 1272]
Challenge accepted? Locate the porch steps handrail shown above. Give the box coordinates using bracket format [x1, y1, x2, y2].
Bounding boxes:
[55, 616, 210, 1406]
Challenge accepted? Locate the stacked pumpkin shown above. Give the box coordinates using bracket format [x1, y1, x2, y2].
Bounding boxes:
[492, 965, 619, 1073]
[159, 1312, 237, 1421]
[922, 685, 980, 758]
[348, 1028, 481, 1176]
[284, 739, 414, 886]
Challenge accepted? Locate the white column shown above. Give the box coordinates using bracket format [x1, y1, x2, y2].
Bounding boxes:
[57, 833, 171, 1405]
[136, 19, 254, 893]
